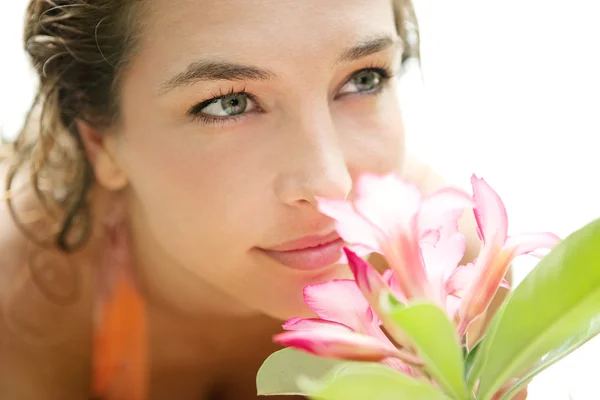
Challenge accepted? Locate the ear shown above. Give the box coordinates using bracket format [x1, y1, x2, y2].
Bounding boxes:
[76, 119, 128, 191]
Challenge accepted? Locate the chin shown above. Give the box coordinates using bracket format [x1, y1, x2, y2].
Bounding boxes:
[259, 263, 353, 321]
[261, 298, 314, 322]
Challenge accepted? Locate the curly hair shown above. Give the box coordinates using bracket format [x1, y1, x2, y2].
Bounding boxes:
[2, 0, 420, 253]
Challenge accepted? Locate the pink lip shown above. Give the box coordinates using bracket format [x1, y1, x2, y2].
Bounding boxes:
[260, 232, 345, 271]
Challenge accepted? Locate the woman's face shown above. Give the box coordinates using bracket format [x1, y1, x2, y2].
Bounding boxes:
[110, 0, 406, 320]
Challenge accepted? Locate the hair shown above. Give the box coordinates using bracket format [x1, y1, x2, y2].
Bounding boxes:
[2, 0, 420, 254]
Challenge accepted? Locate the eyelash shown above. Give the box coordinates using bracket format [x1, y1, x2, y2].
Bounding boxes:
[187, 64, 395, 126]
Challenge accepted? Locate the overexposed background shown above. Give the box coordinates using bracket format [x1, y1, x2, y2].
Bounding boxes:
[403, 2, 600, 398]
[1, 0, 599, 398]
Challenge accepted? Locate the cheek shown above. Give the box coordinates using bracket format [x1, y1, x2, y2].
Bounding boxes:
[118, 126, 273, 256]
[336, 91, 406, 175]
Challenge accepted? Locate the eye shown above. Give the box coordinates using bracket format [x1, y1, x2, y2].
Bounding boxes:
[197, 92, 256, 117]
[338, 68, 392, 96]
[187, 89, 261, 126]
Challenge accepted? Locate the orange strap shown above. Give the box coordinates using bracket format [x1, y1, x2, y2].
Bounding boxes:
[92, 222, 149, 400]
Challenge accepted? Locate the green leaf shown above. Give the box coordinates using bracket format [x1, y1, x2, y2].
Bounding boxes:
[475, 218, 600, 400]
[256, 348, 344, 396]
[299, 362, 450, 400]
[464, 341, 482, 382]
[466, 301, 509, 391]
[500, 315, 600, 400]
[389, 302, 470, 400]
[379, 290, 405, 313]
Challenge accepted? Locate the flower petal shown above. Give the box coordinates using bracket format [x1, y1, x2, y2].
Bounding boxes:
[273, 328, 403, 362]
[382, 269, 405, 301]
[345, 249, 417, 349]
[420, 229, 441, 245]
[385, 234, 432, 300]
[421, 229, 467, 302]
[353, 172, 422, 235]
[316, 198, 382, 252]
[445, 295, 462, 321]
[282, 317, 353, 332]
[445, 262, 477, 298]
[303, 280, 374, 333]
[458, 231, 559, 334]
[471, 175, 509, 244]
[418, 187, 474, 236]
[335, 244, 374, 264]
[382, 357, 415, 374]
[505, 232, 561, 257]
[344, 247, 391, 301]
[343, 173, 434, 301]
[457, 244, 512, 336]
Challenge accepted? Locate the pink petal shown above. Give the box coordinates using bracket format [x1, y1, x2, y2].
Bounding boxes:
[273, 328, 402, 362]
[457, 231, 559, 334]
[382, 269, 406, 301]
[353, 173, 422, 235]
[336, 244, 374, 264]
[421, 230, 467, 296]
[347, 173, 434, 301]
[471, 175, 509, 245]
[282, 318, 353, 332]
[445, 295, 462, 321]
[385, 234, 431, 300]
[382, 357, 415, 375]
[445, 262, 478, 297]
[505, 232, 561, 257]
[499, 278, 510, 290]
[418, 187, 474, 236]
[382, 269, 393, 283]
[421, 242, 448, 304]
[344, 248, 389, 299]
[457, 244, 511, 336]
[303, 280, 374, 333]
[345, 248, 418, 349]
[316, 198, 382, 252]
[420, 229, 441, 245]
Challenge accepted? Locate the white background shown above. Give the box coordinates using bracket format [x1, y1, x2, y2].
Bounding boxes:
[1, 1, 599, 399]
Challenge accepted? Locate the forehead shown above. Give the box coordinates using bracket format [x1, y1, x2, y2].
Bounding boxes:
[132, 0, 398, 81]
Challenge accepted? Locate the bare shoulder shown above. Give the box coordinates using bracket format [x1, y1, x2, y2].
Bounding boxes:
[0, 161, 94, 398]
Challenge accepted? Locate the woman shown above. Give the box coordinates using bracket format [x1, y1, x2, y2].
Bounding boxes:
[0, 0, 516, 399]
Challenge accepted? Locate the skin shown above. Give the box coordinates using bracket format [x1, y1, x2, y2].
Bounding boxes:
[0, 0, 524, 398]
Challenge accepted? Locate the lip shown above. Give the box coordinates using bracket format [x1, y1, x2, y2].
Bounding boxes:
[260, 232, 345, 271]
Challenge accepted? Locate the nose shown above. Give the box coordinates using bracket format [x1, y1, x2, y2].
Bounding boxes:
[274, 112, 352, 207]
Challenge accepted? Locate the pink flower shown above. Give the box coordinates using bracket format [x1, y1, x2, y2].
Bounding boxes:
[316, 172, 474, 302]
[376, 225, 473, 322]
[278, 171, 560, 375]
[455, 175, 561, 335]
[316, 172, 559, 336]
[343, 249, 413, 348]
[273, 280, 421, 373]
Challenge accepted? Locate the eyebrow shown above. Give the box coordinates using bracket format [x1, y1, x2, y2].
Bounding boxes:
[337, 35, 401, 64]
[157, 34, 401, 95]
[158, 61, 276, 94]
